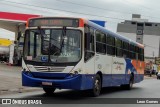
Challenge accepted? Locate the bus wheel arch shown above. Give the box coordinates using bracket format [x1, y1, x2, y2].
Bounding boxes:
[121, 72, 134, 90]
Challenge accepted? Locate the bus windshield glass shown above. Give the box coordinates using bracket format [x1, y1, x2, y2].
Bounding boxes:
[24, 28, 81, 63]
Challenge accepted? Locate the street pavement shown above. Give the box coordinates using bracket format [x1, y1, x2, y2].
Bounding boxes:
[0, 63, 160, 107]
[0, 63, 40, 95]
[0, 76, 160, 107]
[0, 63, 157, 95]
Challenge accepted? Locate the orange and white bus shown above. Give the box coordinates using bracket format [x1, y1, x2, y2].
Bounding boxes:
[22, 17, 145, 96]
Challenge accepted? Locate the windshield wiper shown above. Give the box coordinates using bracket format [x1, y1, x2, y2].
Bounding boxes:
[60, 26, 67, 53]
[51, 27, 67, 55]
[37, 26, 52, 62]
[37, 26, 44, 36]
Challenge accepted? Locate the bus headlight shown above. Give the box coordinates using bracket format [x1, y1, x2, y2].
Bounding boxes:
[22, 67, 30, 73]
[69, 68, 82, 77]
[23, 68, 26, 72]
[69, 71, 79, 77]
[74, 71, 78, 75]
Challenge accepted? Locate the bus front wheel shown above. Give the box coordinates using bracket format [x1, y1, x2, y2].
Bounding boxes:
[43, 87, 56, 95]
[91, 74, 102, 97]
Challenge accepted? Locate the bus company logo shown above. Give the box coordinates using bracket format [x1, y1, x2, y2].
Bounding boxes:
[113, 61, 124, 65]
[115, 65, 122, 70]
[98, 64, 102, 69]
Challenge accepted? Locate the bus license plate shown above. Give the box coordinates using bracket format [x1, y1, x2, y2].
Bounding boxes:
[42, 82, 52, 86]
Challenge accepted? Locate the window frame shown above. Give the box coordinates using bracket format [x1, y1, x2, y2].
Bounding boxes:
[106, 35, 115, 56]
[95, 30, 106, 54]
[84, 24, 95, 62]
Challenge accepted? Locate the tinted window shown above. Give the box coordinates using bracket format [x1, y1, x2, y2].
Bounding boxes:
[106, 35, 115, 55]
[96, 31, 106, 54]
[84, 25, 95, 62]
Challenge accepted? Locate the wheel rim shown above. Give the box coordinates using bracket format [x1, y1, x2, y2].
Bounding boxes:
[130, 82, 133, 88]
[130, 79, 133, 88]
[94, 79, 100, 93]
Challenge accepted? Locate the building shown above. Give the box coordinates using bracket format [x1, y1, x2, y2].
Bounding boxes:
[117, 14, 160, 59]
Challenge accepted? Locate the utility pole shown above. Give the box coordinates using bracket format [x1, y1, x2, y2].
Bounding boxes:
[159, 38, 160, 57]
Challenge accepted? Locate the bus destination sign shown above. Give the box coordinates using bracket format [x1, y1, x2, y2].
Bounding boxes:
[28, 18, 79, 27]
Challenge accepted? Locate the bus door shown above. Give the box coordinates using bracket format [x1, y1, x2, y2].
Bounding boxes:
[84, 25, 95, 77]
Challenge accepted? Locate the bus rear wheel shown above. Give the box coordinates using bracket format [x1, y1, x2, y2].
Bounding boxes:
[43, 87, 56, 95]
[91, 74, 102, 97]
[127, 77, 134, 90]
[121, 75, 134, 90]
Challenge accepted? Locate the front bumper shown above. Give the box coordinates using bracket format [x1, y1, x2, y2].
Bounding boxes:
[22, 71, 94, 90]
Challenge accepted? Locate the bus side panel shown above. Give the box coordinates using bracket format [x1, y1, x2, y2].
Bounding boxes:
[95, 54, 112, 87]
[132, 60, 145, 83]
[80, 74, 94, 90]
[102, 74, 112, 87]
[125, 59, 144, 84]
[125, 59, 136, 83]
[111, 57, 126, 86]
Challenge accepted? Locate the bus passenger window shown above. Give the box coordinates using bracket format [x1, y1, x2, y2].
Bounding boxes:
[115, 39, 123, 57]
[106, 35, 115, 55]
[129, 44, 136, 59]
[84, 25, 95, 62]
[123, 42, 129, 58]
[96, 31, 106, 54]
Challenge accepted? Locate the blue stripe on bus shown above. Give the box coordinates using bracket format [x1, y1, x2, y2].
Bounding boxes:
[22, 71, 144, 90]
[125, 59, 137, 74]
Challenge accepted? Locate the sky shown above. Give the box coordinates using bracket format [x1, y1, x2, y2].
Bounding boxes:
[0, 0, 160, 40]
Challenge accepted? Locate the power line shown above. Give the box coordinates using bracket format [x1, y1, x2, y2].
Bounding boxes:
[122, 0, 160, 18]
[1, 0, 160, 22]
[144, 44, 158, 49]
[2, 0, 160, 25]
[0, 1, 121, 25]
[54, 0, 160, 20]
[0, 2, 56, 14]
[0, 0, 127, 21]
[122, 0, 151, 10]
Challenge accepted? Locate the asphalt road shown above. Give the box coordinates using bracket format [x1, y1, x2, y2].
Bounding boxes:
[0, 64, 39, 95]
[1, 78, 160, 107]
[0, 63, 21, 78]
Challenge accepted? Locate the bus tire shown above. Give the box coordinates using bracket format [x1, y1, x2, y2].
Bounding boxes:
[126, 75, 134, 90]
[43, 87, 56, 95]
[91, 74, 102, 97]
[121, 75, 134, 90]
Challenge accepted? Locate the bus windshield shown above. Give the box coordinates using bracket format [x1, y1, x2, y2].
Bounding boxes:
[24, 28, 81, 63]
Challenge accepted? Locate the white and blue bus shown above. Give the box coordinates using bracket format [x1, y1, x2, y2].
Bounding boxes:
[22, 17, 145, 96]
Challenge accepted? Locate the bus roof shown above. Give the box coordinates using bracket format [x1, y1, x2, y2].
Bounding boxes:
[83, 19, 144, 49]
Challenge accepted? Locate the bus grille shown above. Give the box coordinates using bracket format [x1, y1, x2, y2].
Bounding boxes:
[33, 66, 65, 72]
